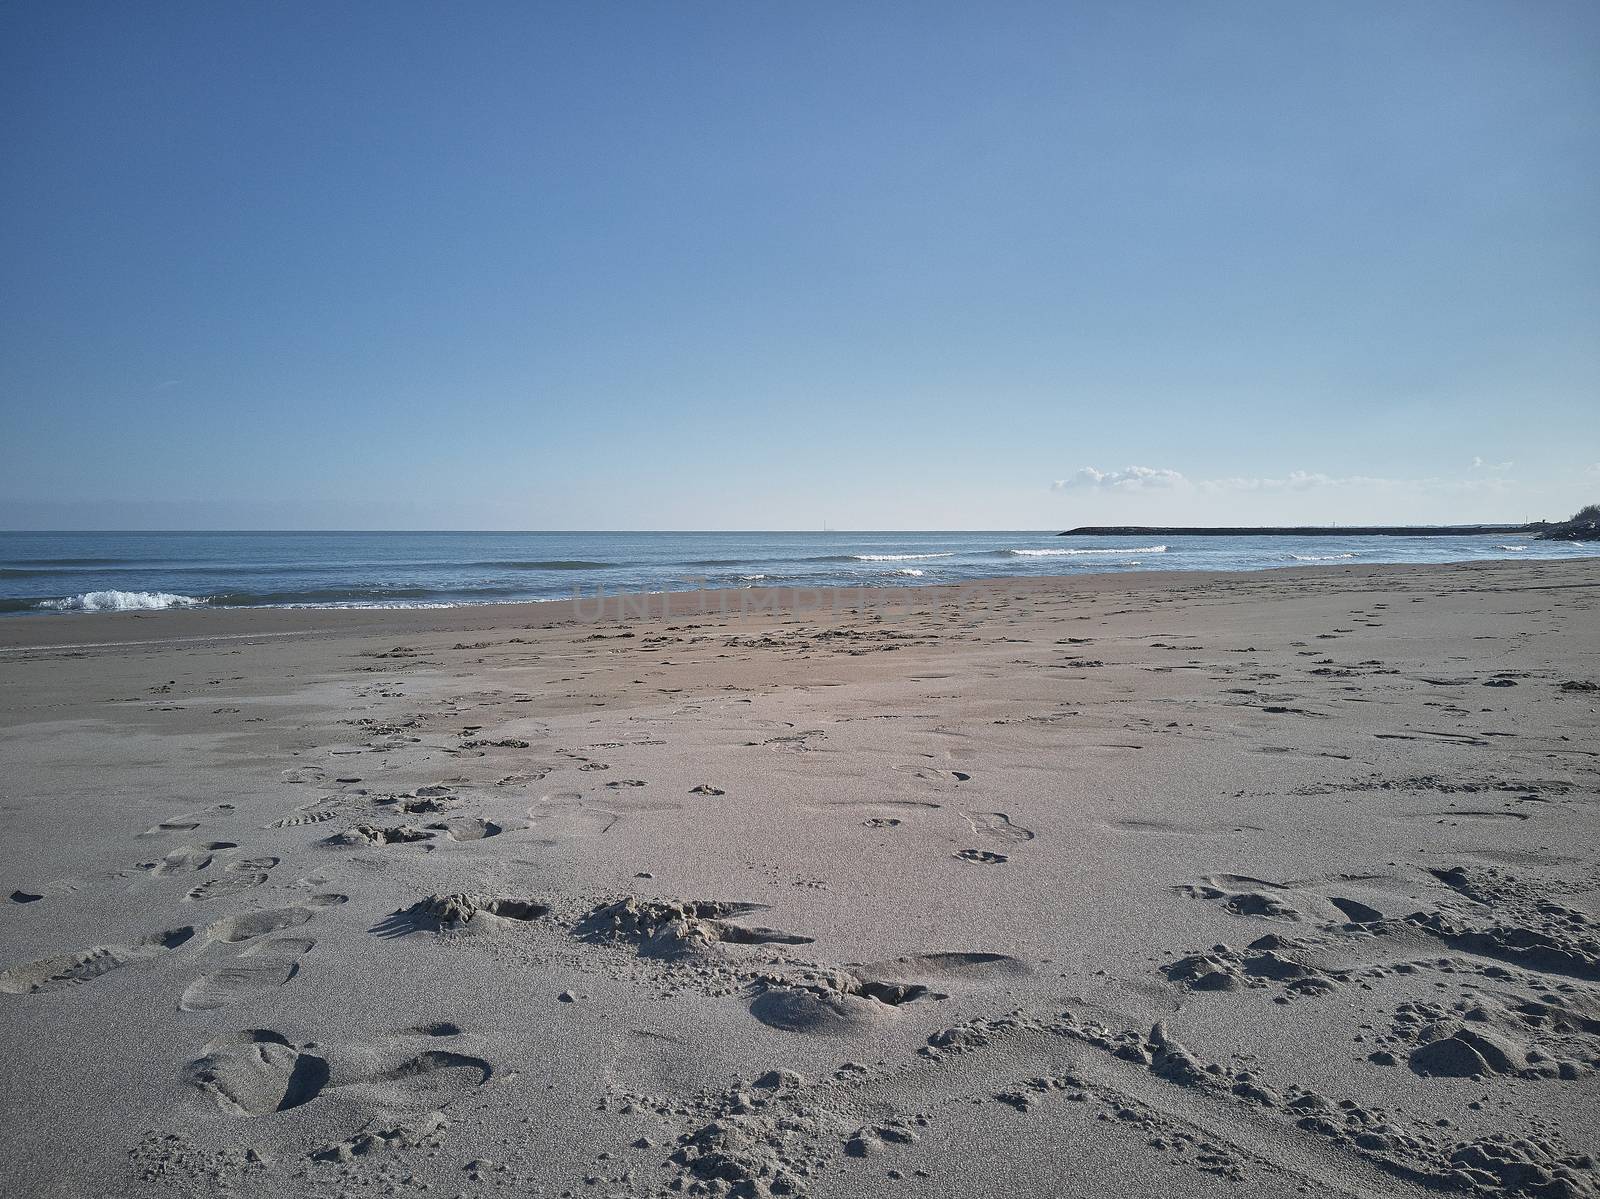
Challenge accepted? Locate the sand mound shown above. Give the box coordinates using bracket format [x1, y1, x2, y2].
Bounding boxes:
[383, 893, 549, 934]
[577, 898, 813, 959]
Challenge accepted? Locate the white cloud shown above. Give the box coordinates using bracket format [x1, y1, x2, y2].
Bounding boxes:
[1198, 471, 1395, 493]
[1051, 466, 1376, 494]
[1471, 456, 1514, 471]
[1051, 465, 1187, 491]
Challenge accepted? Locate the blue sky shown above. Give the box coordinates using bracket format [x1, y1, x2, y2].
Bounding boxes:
[2, 2, 1596, 530]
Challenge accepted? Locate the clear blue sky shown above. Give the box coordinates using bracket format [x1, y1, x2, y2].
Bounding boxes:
[2, 2, 1596, 529]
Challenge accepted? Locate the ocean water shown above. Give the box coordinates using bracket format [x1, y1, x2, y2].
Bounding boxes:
[1, 530, 1594, 614]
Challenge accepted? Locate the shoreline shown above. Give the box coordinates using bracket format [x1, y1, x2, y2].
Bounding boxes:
[2, 555, 1592, 651]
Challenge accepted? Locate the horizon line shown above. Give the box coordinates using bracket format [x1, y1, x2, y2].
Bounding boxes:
[0, 522, 1552, 536]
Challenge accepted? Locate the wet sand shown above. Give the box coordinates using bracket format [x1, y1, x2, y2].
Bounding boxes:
[2, 558, 1597, 1199]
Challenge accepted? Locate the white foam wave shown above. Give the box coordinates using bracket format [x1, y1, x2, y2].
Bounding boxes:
[1009, 545, 1166, 557]
[39, 590, 207, 612]
[739, 574, 767, 581]
[852, 552, 956, 561]
[1496, 545, 1527, 551]
[1290, 553, 1359, 561]
[892, 568, 924, 577]
[272, 601, 471, 610]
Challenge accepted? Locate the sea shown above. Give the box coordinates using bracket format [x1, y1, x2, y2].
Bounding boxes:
[1, 530, 1594, 615]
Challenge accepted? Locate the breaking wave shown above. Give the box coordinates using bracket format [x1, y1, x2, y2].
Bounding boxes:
[37, 590, 207, 612]
[1000, 545, 1166, 557]
[851, 552, 957, 562]
[1289, 552, 1361, 561]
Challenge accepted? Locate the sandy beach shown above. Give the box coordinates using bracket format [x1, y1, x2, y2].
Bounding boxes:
[2, 558, 1597, 1199]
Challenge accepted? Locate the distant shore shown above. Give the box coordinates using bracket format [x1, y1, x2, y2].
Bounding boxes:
[1060, 523, 1535, 537]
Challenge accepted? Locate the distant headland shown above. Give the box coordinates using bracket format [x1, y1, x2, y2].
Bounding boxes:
[1060, 505, 1600, 541]
[1059, 523, 1530, 538]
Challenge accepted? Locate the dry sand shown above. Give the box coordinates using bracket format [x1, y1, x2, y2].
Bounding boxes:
[1, 559, 1597, 1199]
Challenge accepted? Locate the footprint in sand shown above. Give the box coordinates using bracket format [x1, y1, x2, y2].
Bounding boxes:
[961, 811, 1034, 843]
[1396, 809, 1531, 824]
[182, 856, 280, 902]
[203, 895, 347, 945]
[178, 937, 315, 1011]
[1104, 819, 1262, 837]
[750, 951, 1028, 1034]
[883, 951, 1030, 978]
[136, 805, 235, 839]
[527, 790, 679, 838]
[526, 800, 619, 838]
[381, 794, 454, 816]
[1178, 874, 1304, 919]
[343, 1049, 494, 1112]
[894, 765, 972, 784]
[186, 1029, 490, 1118]
[953, 849, 1007, 865]
[0, 926, 195, 994]
[1178, 874, 1385, 925]
[863, 817, 902, 828]
[271, 808, 339, 829]
[138, 818, 203, 839]
[426, 817, 504, 841]
[185, 869, 271, 903]
[9, 876, 95, 904]
[143, 842, 238, 876]
[324, 824, 437, 847]
[184, 1029, 330, 1114]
